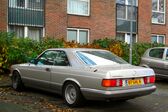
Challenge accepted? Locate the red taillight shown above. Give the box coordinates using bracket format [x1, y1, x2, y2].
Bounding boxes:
[102, 79, 122, 87]
[149, 76, 155, 83]
[144, 76, 155, 84]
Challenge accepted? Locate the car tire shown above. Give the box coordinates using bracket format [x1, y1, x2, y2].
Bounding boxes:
[63, 82, 85, 107]
[11, 71, 24, 91]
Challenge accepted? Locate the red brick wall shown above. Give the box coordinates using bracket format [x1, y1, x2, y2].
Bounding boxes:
[138, 0, 168, 45]
[45, 0, 116, 42]
[45, 0, 67, 39]
[45, 0, 168, 45]
[138, 0, 152, 43]
[151, 0, 168, 45]
[0, 0, 7, 32]
[68, 0, 116, 42]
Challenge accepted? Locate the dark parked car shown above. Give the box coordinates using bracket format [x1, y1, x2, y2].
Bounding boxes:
[140, 47, 168, 79]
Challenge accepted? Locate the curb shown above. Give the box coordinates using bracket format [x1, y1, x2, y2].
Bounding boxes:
[0, 84, 11, 88]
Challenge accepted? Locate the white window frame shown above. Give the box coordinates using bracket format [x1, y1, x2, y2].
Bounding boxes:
[9, 0, 43, 11]
[116, 32, 137, 44]
[8, 25, 44, 41]
[67, 28, 89, 43]
[9, 0, 25, 8]
[116, 0, 138, 6]
[126, 0, 138, 6]
[151, 34, 165, 44]
[67, 0, 90, 16]
[152, 0, 166, 24]
[125, 33, 137, 44]
[116, 0, 137, 21]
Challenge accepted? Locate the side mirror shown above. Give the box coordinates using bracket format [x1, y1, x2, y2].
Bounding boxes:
[29, 59, 38, 64]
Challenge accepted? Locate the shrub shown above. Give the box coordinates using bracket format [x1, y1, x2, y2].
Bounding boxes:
[93, 38, 165, 65]
[93, 38, 123, 57]
[120, 42, 165, 65]
[0, 32, 15, 73]
[0, 32, 166, 73]
[40, 38, 64, 50]
[0, 33, 64, 73]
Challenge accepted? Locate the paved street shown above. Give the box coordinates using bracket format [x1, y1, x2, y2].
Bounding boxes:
[75, 80, 168, 112]
[0, 76, 168, 112]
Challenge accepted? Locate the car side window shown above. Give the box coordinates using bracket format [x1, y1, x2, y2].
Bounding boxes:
[149, 48, 164, 59]
[166, 49, 168, 60]
[53, 51, 70, 66]
[37, 51, 58, 65]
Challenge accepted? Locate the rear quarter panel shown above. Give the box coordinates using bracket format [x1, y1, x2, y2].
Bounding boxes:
[51, 66, 105, 90]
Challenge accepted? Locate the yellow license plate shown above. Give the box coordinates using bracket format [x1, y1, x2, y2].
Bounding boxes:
[127, 79, 142, 86]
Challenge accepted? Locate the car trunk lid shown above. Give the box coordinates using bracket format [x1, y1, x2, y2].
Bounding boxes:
[90, 64, 154, 79]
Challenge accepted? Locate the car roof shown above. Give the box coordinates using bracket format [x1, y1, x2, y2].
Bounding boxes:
[149, 47, 168, 49]
[47, 48, 108, 52]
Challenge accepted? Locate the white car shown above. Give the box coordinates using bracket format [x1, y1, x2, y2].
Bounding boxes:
[10, 48, 156, 107]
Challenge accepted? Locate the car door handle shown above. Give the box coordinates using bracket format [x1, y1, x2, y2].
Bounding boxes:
[45, 68, 50, 72]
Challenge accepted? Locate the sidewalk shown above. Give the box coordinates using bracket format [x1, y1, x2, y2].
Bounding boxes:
[0, 75, 11, 88]
[0, 102, 31, 112]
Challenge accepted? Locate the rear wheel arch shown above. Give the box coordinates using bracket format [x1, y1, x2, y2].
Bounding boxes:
[140, 64, 150, 68]
[63, 79, 81, 89]
[62, 80, 81, 93]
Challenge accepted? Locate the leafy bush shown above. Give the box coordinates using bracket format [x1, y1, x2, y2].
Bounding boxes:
[0, 33, 64, 73]
[93, 38, 165, 65]
[93, 38, 123, 57]
[0, 32, 14, 73]
[0, 32, 165, 73]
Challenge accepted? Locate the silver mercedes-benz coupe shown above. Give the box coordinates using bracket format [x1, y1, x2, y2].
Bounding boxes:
[10, 48, 156, 107]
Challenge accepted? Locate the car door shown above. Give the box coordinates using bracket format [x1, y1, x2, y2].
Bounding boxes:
[50, 50, 72, 94]
[148, 48, 166, 75]
[23, 50, 56, 90]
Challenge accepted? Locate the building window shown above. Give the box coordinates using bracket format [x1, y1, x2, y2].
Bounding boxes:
[116, 0, 138, 6]
[8, 25, 43, 41]
[67, 28, 89, 44]
[67, 0, 90, 16]
[27, 0, 43, 10]
[9, 0, 43, 10]
[9, 25, 24, 38]
[116, 33, 137, 44]
[152, 0, 165, 24]
[151, 34, 165, 44]
[9, 0, 25, 8]
[28, 27, 42, 41]
[116, 0, 137, 21]
[116, 0, 138, 33]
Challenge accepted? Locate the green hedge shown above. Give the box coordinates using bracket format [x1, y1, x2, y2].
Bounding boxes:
[0, 32, 63, 73]
[0, 32, 165, 73]
[93, 38, 165, 65]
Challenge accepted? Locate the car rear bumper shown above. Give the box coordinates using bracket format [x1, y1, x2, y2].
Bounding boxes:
[81, 85, 156, 100]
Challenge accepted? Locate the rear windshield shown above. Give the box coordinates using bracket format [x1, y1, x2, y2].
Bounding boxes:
[76, 51, 128, 66]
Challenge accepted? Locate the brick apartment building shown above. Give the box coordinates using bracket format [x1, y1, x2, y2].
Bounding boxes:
[0, 0, 167, 45]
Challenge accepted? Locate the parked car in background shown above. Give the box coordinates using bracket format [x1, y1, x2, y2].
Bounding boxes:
[140, 47, 168, 79]
[10, 48, 156, 107]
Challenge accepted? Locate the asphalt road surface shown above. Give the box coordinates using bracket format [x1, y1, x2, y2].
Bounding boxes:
[0, 77, 168, 112]
[76, 80, 168, 112]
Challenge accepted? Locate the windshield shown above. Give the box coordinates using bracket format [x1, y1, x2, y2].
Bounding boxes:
[76, 50, 128, 66]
